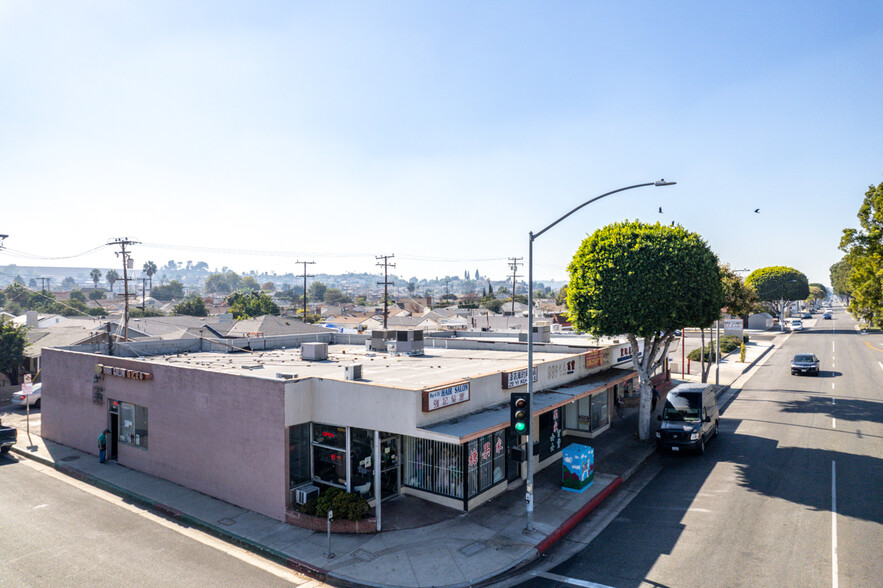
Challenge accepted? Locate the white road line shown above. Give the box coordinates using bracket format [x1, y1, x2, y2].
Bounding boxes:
[832, 418, 836, 429]
[533, 571, 616, 588]
[832, 461, 839, 588]
[832, 382, 835, 390]
[879, 361, 883, 372]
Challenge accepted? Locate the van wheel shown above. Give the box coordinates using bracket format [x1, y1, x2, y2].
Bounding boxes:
[698, 438, 706, 455]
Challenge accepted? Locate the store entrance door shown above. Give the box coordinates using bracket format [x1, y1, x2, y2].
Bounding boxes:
[379, 436, 399, 501]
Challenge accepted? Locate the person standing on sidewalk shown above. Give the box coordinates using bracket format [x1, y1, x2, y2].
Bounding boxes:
[651, 386, 660, 413]
[98, 429, 109, 463]
[614, 390, 624, 419]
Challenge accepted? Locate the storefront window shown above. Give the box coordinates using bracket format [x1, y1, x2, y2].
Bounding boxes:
[403, 437, 462, 499]
[289, 423, 311, 488]
[117, 401, 148, 449]
[591, 391, 608, 430]
[350, 428, 375, 498]
[313, 445, 347, 488]
[312, 423, 346, 449]
[467, 430, 508, 498]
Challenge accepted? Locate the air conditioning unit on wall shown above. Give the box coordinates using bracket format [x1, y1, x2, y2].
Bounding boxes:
[292, 483, 320, 505]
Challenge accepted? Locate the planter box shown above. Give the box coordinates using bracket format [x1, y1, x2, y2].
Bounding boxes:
[285, 510, 377, 534]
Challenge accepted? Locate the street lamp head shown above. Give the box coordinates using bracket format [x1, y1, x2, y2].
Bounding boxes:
[654, 179, 677, 186]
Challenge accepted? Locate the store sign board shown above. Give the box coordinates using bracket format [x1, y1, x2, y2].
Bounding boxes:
[95, 364, 153, 381]
[723, 319, 743, 330]
[584, 350, 604, 369]
[422, 381, 470, 412]
[501, 367, 538, 389]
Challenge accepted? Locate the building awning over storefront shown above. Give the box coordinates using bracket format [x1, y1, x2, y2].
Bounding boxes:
[419, 368, 636, 444]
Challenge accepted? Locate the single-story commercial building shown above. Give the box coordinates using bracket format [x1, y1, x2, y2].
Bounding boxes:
[41, 330, 661, 526]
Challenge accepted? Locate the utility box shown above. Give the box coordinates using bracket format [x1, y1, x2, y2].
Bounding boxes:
[562, 443, 594, 492]
[301, 342, 328, 361]
[344, 364, 363, 380]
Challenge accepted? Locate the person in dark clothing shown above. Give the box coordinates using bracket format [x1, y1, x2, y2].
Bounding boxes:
[651, 386, 660, 412]
[98, 429, 109, 463]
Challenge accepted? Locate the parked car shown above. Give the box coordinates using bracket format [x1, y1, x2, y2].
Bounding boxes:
[655, 383, 720, 455]
[0, 418, 16, 455]
[791, 353, 820, 376]
[11, 383, 41, 408]
[789, 319, 804, 331]
[801, 312, 812, 319]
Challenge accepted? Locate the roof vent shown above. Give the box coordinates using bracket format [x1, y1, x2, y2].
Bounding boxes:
[241, 364, 263, 370]
[277, 372, 297, 380]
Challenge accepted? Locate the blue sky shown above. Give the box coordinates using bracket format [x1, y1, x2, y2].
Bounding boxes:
[1, 1, 881, 287]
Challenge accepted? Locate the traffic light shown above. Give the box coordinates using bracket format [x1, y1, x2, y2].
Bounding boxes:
[510, 392, 530, 434]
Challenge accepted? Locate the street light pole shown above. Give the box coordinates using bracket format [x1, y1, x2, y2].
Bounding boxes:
[524, 179, 675, 533]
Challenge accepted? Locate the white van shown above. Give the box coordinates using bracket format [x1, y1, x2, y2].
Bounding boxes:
[655, 383, 719, 455]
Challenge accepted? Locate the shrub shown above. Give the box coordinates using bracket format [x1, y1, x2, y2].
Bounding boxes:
[310, 487, 369, 521]
[688, 335, 741, 361]
[743, 334, 750, 343]
[298, 496, 318, 516]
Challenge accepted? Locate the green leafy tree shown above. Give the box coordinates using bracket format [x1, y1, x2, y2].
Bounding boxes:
[840, 182, 883, 325]
[308, 281, 327, 302]
[173, 294, 208, 317]
[90, 268, 102, 288]
[241, 276, 260, 291]
[13, 275, 24, 285]
[150, 280, 185, 301]
[261, 281, 276, 292]
[70, 289, 87, 303]
[829, 258, 853, 303]
[720, 264, 759, 317]
[28, 278, 37, 288]
[567, 221, 722, 441]
[807, 283, 827, 304]
[105, 269, 120, 293]
[0, 319, 28, 385]
[128, 308, 165, 317]
[61, 276, 78, 289]
[204, 272, 243, 294]
[555, 284, 568, 306]
[227, 291, 280, 319]
[323, 288, 350, 305]
[745, 266, 810, 327]
[142, 261, 158, 290]
[88, 290, 106, 301]
[407, 281, 416, 295]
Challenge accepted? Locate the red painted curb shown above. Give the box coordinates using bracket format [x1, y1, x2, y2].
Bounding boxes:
[535, 476, 623, 554]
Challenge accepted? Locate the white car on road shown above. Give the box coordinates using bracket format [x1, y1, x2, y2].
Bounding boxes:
[11, 383, 41, 408]
[789, 319, 804, 331]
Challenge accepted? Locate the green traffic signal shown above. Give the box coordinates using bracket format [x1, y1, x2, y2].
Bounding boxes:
[515, 421, 526, 432]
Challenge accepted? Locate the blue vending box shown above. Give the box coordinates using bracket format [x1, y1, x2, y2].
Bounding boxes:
[562, 443, 594, 492]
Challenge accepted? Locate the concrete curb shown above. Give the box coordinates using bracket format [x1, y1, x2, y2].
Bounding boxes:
[9, 444, 329, 582]
[536, 477, 623, 554]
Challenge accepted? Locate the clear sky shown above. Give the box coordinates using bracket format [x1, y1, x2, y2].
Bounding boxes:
[2, 1, 881, 287]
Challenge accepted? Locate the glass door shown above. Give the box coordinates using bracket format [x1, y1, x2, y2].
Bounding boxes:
[379, 436, 399, 501]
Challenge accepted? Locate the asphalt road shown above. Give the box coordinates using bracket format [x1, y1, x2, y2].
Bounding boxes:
[521, 305, 883, 588]
[0, 453, 326, 587]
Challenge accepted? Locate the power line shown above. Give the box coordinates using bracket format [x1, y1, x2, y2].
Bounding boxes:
[376, 254, 396, 329]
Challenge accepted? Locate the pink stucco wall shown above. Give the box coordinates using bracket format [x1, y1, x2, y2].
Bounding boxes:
[42, 349, 288, 521]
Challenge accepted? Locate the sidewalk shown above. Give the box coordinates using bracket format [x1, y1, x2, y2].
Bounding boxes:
[8, 339, 777, 588]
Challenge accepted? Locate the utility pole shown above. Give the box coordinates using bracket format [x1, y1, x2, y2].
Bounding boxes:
[376, 254, 396, 329]
[140, 278, 149, 312]
[109, 237, 139, 341]
[296, 260, 315, 320]
[508, 257, 523, 316]
[38, 277, 50, 293]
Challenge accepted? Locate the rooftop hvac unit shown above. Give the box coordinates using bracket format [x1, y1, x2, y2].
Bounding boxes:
[292, 483, 320, 505]
[301, 342, 328, 361]
[344, 364, 362, 380]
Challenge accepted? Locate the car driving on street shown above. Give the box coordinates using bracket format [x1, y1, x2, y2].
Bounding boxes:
[791, 353, 820, 376]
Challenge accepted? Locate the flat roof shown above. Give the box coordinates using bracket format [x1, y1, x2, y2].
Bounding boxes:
[135, 344, 571, 390]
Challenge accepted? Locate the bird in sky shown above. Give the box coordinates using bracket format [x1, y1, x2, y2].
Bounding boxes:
[659, 207, 663, 213]
[754, 208, 760, 213]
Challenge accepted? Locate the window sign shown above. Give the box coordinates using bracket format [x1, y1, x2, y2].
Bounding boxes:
[115, 401, 148, 449]
[422, 382, 470, 412]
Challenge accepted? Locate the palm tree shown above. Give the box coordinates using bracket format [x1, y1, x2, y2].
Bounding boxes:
[106, 269, 119, 293]
[142, 261, 157, 291]
[90, 268, 102, 289]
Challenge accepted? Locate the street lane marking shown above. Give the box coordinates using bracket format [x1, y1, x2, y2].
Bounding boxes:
[832, 461, 839, 588]
[879, 361, 883, 372]
[533, 571, 616, 588]
[832, 418, 836, 429]
[867, 341, 883, 353]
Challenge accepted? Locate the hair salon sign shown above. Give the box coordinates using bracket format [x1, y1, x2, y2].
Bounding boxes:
[422, 381, 470, 412]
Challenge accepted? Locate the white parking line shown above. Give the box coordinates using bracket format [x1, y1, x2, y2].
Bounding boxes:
[832, 461, 839, 588]
[879, 361, 883, 372]
[832, 418, 836, 429]
[533, 571, 616, 588]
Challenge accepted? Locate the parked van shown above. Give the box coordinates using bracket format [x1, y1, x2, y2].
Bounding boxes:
[655, 383, 719, 455]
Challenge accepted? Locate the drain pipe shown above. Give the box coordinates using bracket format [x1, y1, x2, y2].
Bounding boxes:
[374, 429, 382, 532]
